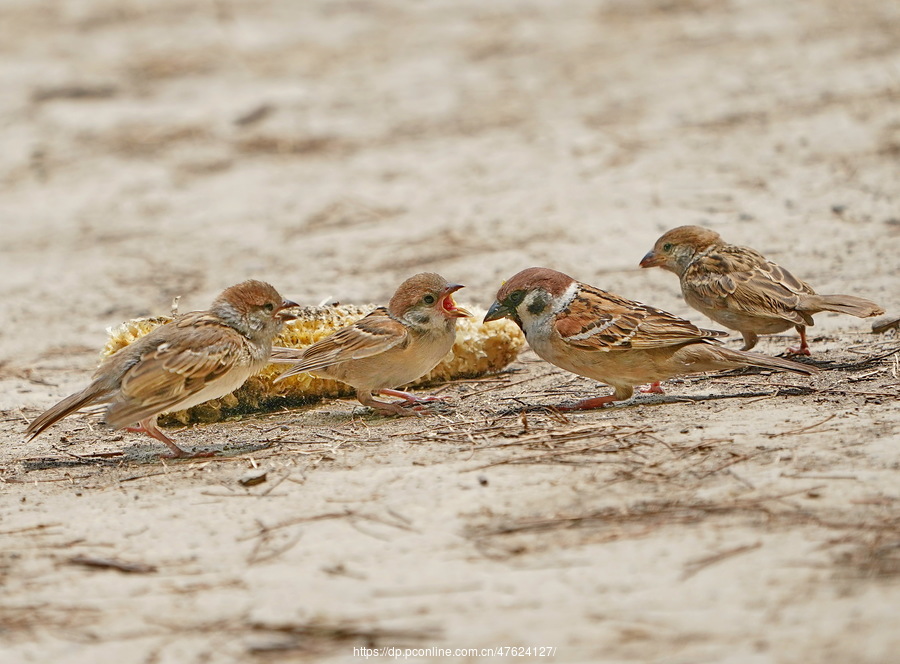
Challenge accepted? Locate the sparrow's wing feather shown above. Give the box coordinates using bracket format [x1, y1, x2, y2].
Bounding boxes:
[105, 324, 246, 428]
[555, 284, 726, 351]
[276, 308, 409, 377]
[686, 246, 815, 325]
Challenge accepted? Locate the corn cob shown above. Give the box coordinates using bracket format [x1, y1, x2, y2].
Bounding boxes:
[103, 304, 525, 424]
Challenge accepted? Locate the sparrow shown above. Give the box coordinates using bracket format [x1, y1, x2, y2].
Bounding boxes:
[484, 267, 816, 410]
[640, 225, 885, 355]
[25, 280, 299, 458]
[272, 273, 471, 416]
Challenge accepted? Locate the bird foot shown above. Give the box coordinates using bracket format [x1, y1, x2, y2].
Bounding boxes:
[557, 395, 619, 411]
[786, 327, 811, 356]
[785, 345, 811, 356]
[639, 382, 665, 395]
[124, 423, 213, 459]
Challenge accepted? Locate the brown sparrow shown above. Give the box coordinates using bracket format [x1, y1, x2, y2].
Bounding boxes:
[484, 267, 816, 410]
[26, 280, 299, 457]
[272, 273, 471, 416]
[640, 225, 885, 355]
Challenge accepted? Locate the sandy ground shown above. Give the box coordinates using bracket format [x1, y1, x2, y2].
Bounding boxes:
[2, 0, 900, 662]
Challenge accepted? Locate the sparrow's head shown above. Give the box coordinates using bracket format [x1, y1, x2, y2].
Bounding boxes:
[483, 267, 575, 329]
[388, 272, 472, 329]
[640, 225, 723, 276]
[212, 280, 299, 341]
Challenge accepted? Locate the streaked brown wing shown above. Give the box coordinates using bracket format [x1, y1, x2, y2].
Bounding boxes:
[687, 246, 815, 324]
[555, 284, 725, 351]
[277, 308, 409, 377]
[105, 325, 245, 428]
[756, 257, 815, 295]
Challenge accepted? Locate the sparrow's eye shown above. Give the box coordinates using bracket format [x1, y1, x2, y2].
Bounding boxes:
[423, 294, 436, 305]
[262, 302, 275, 313]
[508, 291, 525, 306]
[662, 243, 673, 252]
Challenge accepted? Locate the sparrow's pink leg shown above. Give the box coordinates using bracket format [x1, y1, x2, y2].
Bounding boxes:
[556, 394, 619, 411]
[378, 389, 447, 405]
[357, 391, 422, 417]
[786, 326, 811, 356]
[125, 418, 214, 458]
[639, 382, 665, 394]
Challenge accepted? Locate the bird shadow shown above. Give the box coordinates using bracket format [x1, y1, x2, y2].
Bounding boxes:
[799, 356, 891, 372]
[19, 453, 123, 471]
[18, 439, 276, 470]
[272, 399, 455, 423]
[498, 385, 816, 416]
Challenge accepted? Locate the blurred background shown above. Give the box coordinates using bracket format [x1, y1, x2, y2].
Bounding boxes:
[1, 0, 897, 364]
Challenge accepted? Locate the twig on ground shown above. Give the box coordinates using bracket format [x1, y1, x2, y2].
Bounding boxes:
[767, 413, 837, 438]
[67, 555, 157, 574]
[681, 542, 762, 580]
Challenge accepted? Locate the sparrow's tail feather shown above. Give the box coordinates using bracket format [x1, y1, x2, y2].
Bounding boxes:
[269, 346, 303, 362]
[716, 347, 818, 376]
[273, 360, 331, 382]
[270, 348, 340, 382]
[801, 294, 884, 318]
[25, 384, 109, 441]
[269, 347, 318, 382]
[273, 364, 304, 382]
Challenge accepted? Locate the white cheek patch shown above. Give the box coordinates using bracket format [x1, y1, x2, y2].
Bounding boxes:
[517, 284, 578, 328]
[523, 290, 544, 311]
[516, 292, 545, 327]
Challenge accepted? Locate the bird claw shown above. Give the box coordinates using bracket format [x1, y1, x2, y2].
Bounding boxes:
[785, 345, 811, 356]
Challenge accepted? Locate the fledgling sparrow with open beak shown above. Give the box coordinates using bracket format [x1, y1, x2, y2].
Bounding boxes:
[25, 280, 299, 458]
[640, 225, 884, 355]
[272, 273, 472, 416]
[484, 267, 816, 410]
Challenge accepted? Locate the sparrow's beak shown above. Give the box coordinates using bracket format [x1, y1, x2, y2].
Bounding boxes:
[639, 250, 663, 268]
[483, 300, 514, 323]
[440, 284, 472, 318]
[276, 299, 300, 322]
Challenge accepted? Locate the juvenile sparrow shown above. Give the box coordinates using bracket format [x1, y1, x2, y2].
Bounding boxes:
[484, 267, 816, 410]
[26, 280, 299, 457]
[272, 273, 471, 416]
[640, 225, 885, 355]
